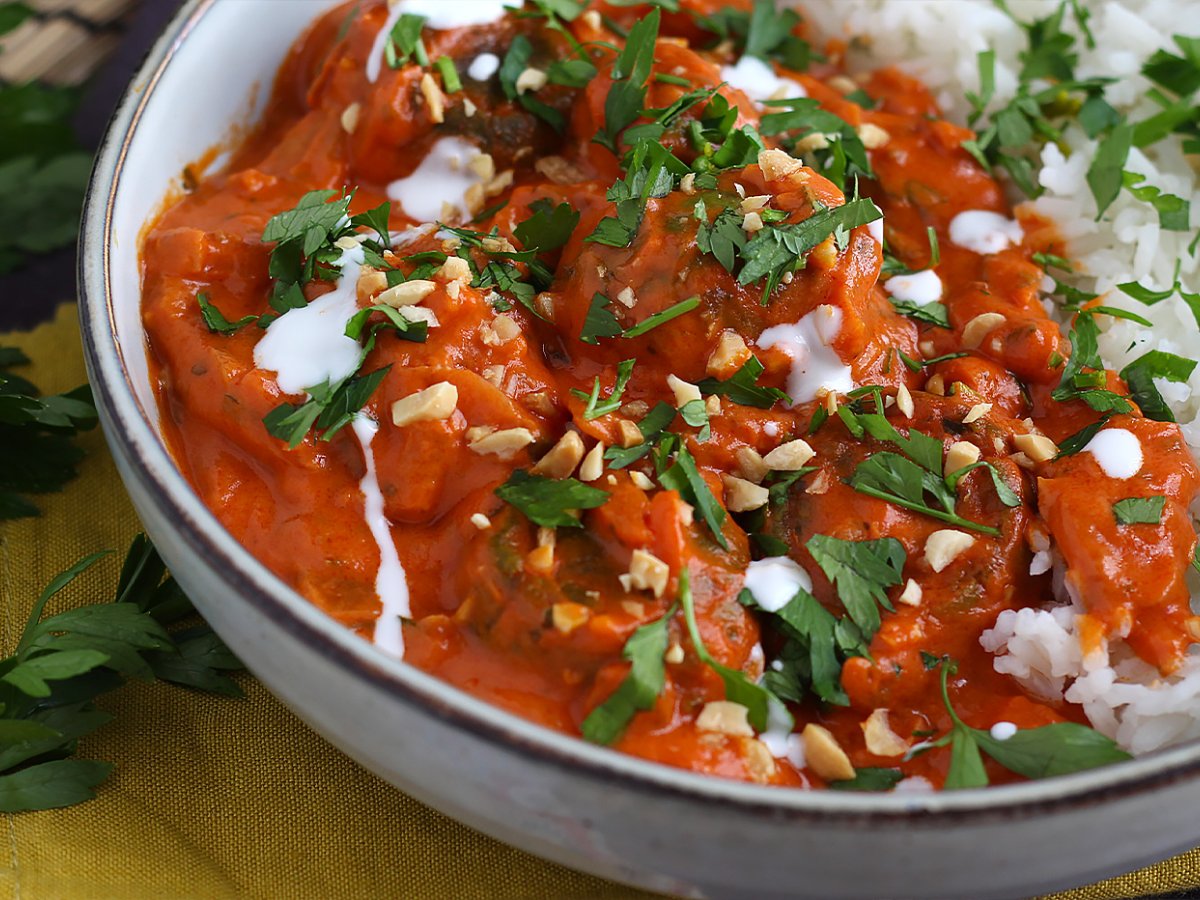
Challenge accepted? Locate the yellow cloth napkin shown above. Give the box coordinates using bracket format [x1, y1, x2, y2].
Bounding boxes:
[0, 304, 1196, 900]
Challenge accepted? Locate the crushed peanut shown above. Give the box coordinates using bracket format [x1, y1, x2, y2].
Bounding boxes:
[532, 430, 585, 479]
[667, 374, 702, 407]
[945, 440, 981, 475]
[706, 330, 751, 376]
[419, 73, 445, 124]
[924, 529, 977, 573]
[757, 148, 803, 182]
[579, 441, 605, 482]
[391, 382, 458, 427]
[515, 67, 548, 94]
[696, 701, 755, 737]
[962, 312, 1006, 349]
[340, 102, 361, 134]
[469, 513, 491, 531]
[857, 123, 891, 149]
[1013, 432, 1058, 463]
[551, 602, 591, 634]
[378, 279, 437, 307]
[617, 419, 644, 448]
[735, 446, 769, 483]
[723, 474, 769, 512]
[468, 427, 535, 460]
[896, 383, 914, 418]
[963, 402, 992, 424]
[763, 439, 815, 471]
[620, 548, 670, 598]
[862, 709, 909, 757]
[802, 723, 855, 782]
[897, 578, 923, 607]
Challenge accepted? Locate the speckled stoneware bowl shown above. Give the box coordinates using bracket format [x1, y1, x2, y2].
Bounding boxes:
[77, 2, 1200, 897]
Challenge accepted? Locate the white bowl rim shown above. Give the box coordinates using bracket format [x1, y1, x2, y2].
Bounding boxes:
[76, 0, 1200, 826]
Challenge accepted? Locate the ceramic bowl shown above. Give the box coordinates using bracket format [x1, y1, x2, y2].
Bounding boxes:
[77, 2, 1200, 897]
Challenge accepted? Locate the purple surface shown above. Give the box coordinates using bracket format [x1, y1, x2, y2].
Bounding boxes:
[0, 0, 184, 332]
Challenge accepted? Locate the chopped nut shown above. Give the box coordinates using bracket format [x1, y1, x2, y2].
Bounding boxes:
[486, 170, 514, 196]
[1013, 432, 1058, 463]
[897, 578, 923, 607]
[723, 474, 769, 512]
[378, 279, 437, 308]
[1010, 451, 1035, 470]
[862, 709, 909, 757]
[962, 402, 992, 425]
[469, 513, 491, 530]
[340, 102, 362, 134]
[664, 642, 685, 664]
[667, 374, 702, 407]
[630, 471, 655, 491]
[706, 330, 751, 376]
[481, 236, 515, 254]
[1187, 617, 1200, 641]
[925, 374, 945, 396]
[806, 468, 833, 495]
[696, 701, 755, 737]
[757, 148, 803, 182]
[796, 132, 830, 154]
[621, 599, 645, 617]
[705, 395, 722, 416]
[419, 72, 445, 124]
[438, 255, 472, 283]
[515, 67, 547, 94]
[481, 365, 504, 388]
[621, 548, 670, 597]
[463, 97, 477, 117]
[606, 473, 618, 486]
[924, 529, 976, 573]
[828, 74, 857, 94]
[391, 382, 459, 427]
[532, 430, 585, 478]
[945, 440, 981, 475]
[552, 601, 590, 634]
[334, 236, 361, 251]
[468, 427, 536, 460]
[743, 738, 778, 784]
[617, 419, 644, 448]
[357, 267, 389, 302]
[857, 123, 891, 149]
[802, 723, 855, 782]
[742, 211, 765, 233]
[809, 237, 838, 269]
[582, 8, 602, 28]
[467, 152, 496, 181]
[822, 390, 838, 416]
[763, 439, 815, 471]
[735, 446, 769, 484]
[616, 286, 637, 308]
[896, 383, 914, 418]
[527, 544, 555, 574]
[535, 155, 587, 184]
[621, 400, 650, 418]
[481, 314, 520, 346]
[680, 172, 697, 194]
[739, 195, 770, 213]
[962, 312, 1006, 349]
[579, 442, 605, 482]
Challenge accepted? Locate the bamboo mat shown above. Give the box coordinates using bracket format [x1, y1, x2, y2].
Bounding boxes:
[0, 0, 136, 85]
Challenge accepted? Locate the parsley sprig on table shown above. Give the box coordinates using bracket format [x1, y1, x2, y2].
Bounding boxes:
[0, 347, 96, 519]
[918, 656, 1129, 789]
[0, 535, 242, 812]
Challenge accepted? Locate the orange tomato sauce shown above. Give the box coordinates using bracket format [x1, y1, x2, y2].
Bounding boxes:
[140, 0, 1199, 789]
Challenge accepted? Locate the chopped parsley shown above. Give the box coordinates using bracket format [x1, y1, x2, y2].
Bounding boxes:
[197, 292, 256, 335]
[1120, 350, 1197, 423]
[697, 356, 791, 409]
[805, 535, 904, 642]
[594, 7, 661, 153]
[1112, 496, 1166, 526]
[889, 298, 950, 328]
[922, 657, 1130, 789]
[513, 199, 580, 253]
[580, 293, 701, 344]
[495, 470, 610, 527]
[571, 359, 636, 420]
[581, 604, 675, 745]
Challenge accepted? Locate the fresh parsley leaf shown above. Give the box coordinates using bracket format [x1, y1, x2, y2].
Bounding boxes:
[0, 535, 242, 811]
[495, 470, 609, 527]
[805, 535, 904, 641]
[1087, 123, 1134, 219]
[197, 292, 256, 335]
[1123, 171, 1191, 231]
[571, 359, 636, 420]
[1112, 496, 1166, 526]
[1120, 349, 1196, 423]
[623, 296, 700, 338]
[384, 13, 428, 69]
[594, 7, 660, 153]
[514, 200, 580, 253]
[697, 356, 791, 409]
[889, 299, 950, 328]
[1142, 34, 1200, 98]
[655, 437, 727, 548]
[829, 767, 903, 791]
[580, 293, 624, 345]
[945, 461, 1021, 508]
[581, 604, 675, 744]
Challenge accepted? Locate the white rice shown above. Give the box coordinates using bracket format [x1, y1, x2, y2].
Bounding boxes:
[805, 0, 1200, 754]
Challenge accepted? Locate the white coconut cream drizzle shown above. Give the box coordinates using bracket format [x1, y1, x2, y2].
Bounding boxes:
[761, 698, 805, 768]
[1083, 427, 1144, 480]
[353, 416, 411, 657]
[720, 55, 805, 103]
[468, 52, 501, 81]
[743, 556, 812, 613]
[387, 136, 486, 223]
[367, 1, 513, 83]
[755, 304, 854, 405]
[883, 269, 943, 304]
[252, 243, 411, 657]
[253, 241, 365, 394]
[867, 218, 884, 246]
[949, 210, 1024, 255]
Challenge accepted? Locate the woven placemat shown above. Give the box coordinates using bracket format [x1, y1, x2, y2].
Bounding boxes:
[0, 0, 135, 85]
